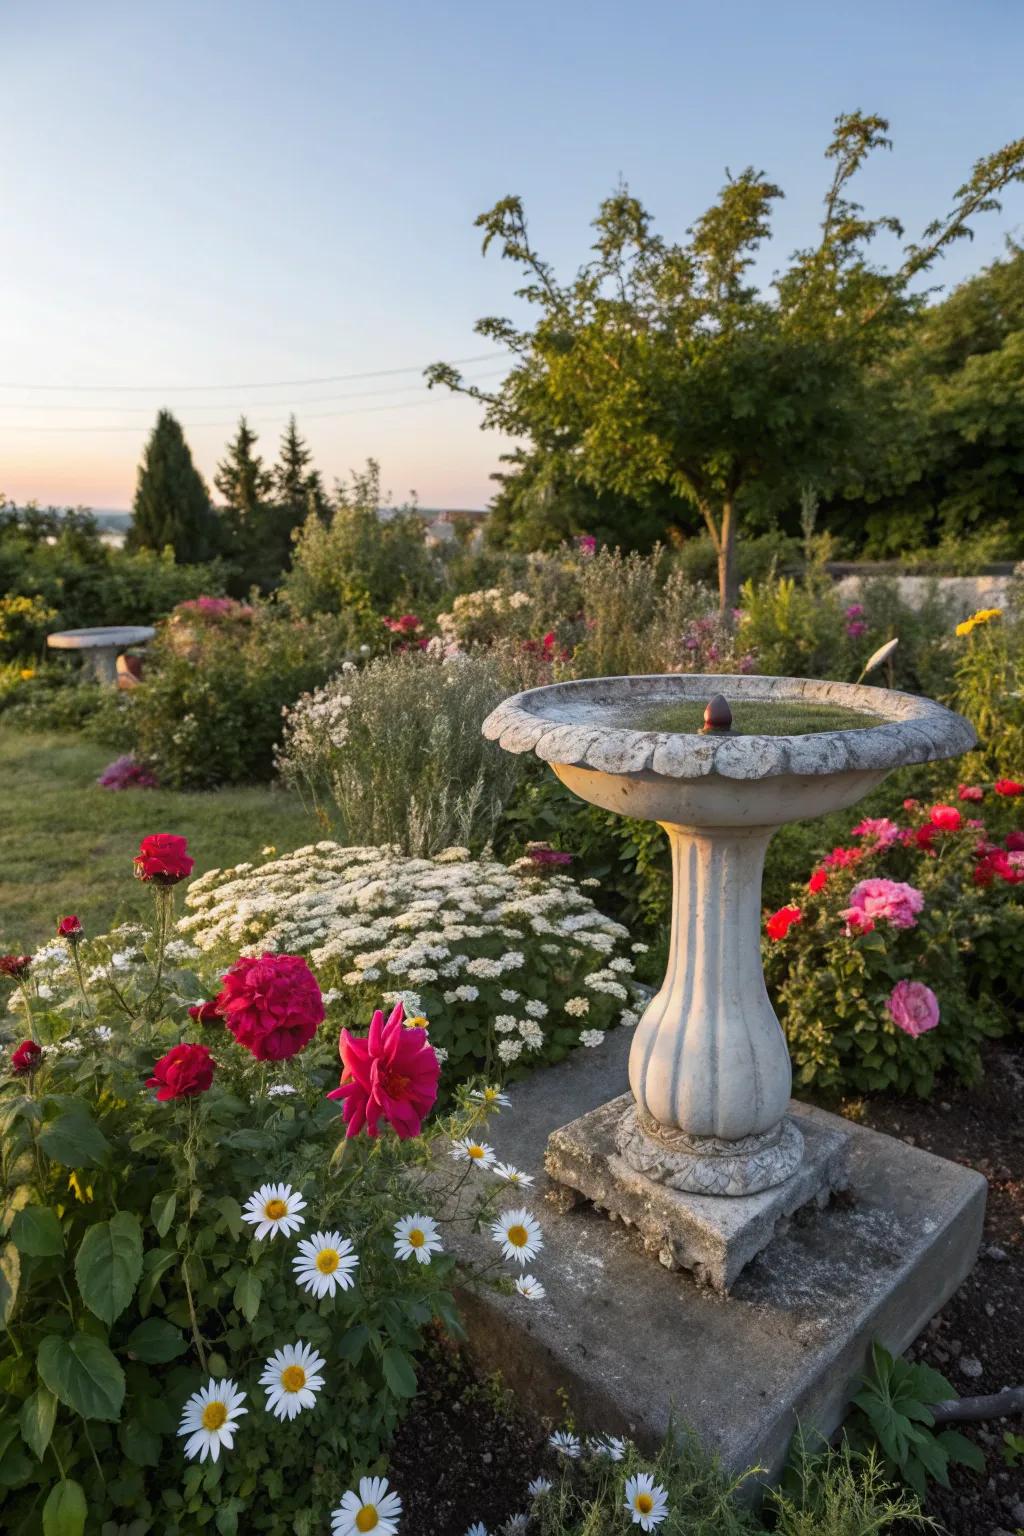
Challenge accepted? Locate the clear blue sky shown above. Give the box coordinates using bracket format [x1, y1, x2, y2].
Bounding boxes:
[1, 0, 1022, 511]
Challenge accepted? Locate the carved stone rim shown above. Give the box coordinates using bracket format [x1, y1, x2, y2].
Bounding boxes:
[481, 673, 976, 781]
[616, 1104, 806, 1196]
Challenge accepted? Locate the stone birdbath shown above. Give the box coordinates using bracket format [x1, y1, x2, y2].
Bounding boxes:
[483, 674, 976, 1278]
[46, 625, 156, 686]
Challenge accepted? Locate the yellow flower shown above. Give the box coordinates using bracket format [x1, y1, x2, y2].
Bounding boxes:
[955, 607, 1003, 638]
[68, 1170, 93, 1203]
[19, 668, 35, 681]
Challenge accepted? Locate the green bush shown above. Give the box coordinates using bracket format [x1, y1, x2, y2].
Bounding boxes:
[278, 650, 528, 855]
[949, 595, 1024, 774]
[107, 606, 351, 788]
[0, 862, 518, 1534]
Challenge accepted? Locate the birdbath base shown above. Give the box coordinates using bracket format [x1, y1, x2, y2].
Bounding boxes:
[546, 1093, 851, 1291]
[617, 1104, 805, 1196]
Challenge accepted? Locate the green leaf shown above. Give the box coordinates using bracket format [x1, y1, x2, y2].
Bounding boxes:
[150, 1191, 176, 1239]
[38, 1110, 110, 1168]
[118, 1417, 162, 1468]
[0, 1242, 20, 1325]
[212, 1196, 243, 1239]
[233, 1270, 261, 1324]
[42, 1477, 87, 1536]
[75, 1212, 143, 1325]
[37, 1333, 125, 1422]
[137, 1247, 178, 1315]
[381, 1346, 417, 1398]
[938, 1427, 986, 1473]
[125, 1317, 187, 1363]
[11, 1206, 63, 1259]
[19, 1385, 57, 1461]
[336, 1323, 369, 1363]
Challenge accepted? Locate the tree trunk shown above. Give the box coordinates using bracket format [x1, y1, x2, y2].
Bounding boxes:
[717, 500, 739, 621]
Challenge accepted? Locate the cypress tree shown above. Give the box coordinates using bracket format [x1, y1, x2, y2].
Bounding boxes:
[274, 415, 327, 522]
[128, 410, 215, 562]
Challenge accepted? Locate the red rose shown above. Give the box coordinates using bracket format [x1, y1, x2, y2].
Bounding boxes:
[146, 1042, 215, 1101]
[807, 869, 828, 893]
[57, 915, 83, 940]
[929, 804, 962, 831]
[0, 955, 31, 979]
[766, 905, 802, 941]
[1005, 831, 1024, 853]
[902, 798, 919, 811]
[957, 785, 984, 803]
[10, 1040, 42, 1074]
[823, 845, 861, 870]
[215, 953, 324, 1062]
[914, 825, 937, 853]
[994, 779, 1024, 798]
[188, 1000, 222, 1026]
[133, 833, 194, 885]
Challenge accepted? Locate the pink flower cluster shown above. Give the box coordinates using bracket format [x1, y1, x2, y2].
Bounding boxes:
[176, 596, 254, 621]
[845, 603, 867, 640]
[97, 755, 159, 791]
[841, 878, 925, 934]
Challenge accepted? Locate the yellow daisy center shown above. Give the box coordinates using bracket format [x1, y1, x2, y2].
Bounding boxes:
[355, 1506, 379, 1532]
[468, 1144, 485, 1159]
[405, 1015, 428, 1029]
[408, 1228, 425, 1248]
[201, 1400, 228, 1431]
[316, 1247, 340, 1273]
[483, 1087, 498, 1101]
[507, 1224, 528, 1248]
[280, 1364, 306, 1392]
[264, 1198, 288, 1220]
[635, 1493, 654, 1514]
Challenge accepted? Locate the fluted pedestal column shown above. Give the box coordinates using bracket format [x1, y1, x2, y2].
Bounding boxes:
[618, 823, 803, 1196]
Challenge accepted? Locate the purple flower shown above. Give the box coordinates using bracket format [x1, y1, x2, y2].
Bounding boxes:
[98, 755, 159, 791]
[845, 603, 865, 619]
[527, 845, 573, 868]
[847, 620, 867, 639]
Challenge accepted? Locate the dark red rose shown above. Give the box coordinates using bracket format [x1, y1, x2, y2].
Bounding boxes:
[994, 779, 1024, 798]
[215, 953, 324, 1062]
[188, 1000, 222, 1026]
[0, 956, 31, 979]
[133, 834, 194, 885]
[10, 1040, 42, 1074]
[57, 915, 83, 940]
[146, 1042, 215, 1101]
[1005, 831, 1024, 853]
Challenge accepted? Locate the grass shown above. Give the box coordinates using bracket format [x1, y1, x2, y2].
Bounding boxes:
[0, 729, 318, 950]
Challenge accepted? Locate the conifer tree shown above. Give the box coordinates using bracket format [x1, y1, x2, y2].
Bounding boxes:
[128, 410, 215, 562]
[274, 415, 327, 522]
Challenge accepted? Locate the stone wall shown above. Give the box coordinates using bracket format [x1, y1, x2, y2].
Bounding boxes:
[834, 573, 1017, 620]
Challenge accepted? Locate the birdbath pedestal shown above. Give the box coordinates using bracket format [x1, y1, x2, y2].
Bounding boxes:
[483, 674, 975, 1285]
[46, 625, 156, 685]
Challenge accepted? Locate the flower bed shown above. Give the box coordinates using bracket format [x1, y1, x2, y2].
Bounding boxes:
[179, 842, 644, 1083]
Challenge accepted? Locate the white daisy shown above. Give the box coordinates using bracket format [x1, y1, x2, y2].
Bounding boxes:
[331, 1475, 402, 1536]
[393, 1213, 443, 1265]
[590, 1433, 626, 1460]
[549, 1429, 581, 1458]
[528, 1475, 552, 1497]
[470, 1085, 511, 1109]
[492, 1208, 543, 1266]
[293, 1230, 359, 1298]
[451, 1137, 496, 1169]
[493, 1163, 534, 1188]
[515, 1274, 545, 1300]
[259, 1341, 326, 1421]
[241, 1182, 306, 1242]
[624, 1472, 669, 1529]
[177, 1378, 247, 1463]
[504, 1517, 528, 1535]
[465, 1525, 489, 1536]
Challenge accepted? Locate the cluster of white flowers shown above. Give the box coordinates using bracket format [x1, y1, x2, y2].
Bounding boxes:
[436, 586, 532, 644]
[277, 667, 357, 778]
[180, 843, 643, 1071]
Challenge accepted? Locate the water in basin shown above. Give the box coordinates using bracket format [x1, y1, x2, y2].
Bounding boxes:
[610, 698, 882, 736]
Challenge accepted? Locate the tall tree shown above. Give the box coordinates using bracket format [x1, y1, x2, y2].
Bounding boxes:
[428, 115, 1024, 614]
[274, 415, 327, 523]
[214, 417, 278, 588]
[128, 410, 215, 562]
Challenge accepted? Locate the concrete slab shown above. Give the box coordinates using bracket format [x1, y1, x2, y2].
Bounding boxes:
[546, 1095, 851, 1291]
[448, 1028, 986, 1487]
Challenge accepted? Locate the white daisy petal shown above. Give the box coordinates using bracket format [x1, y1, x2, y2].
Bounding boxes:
[177, 1378, 247, 1464]
[331, 1474, 403, 1536]
[493, 1162, 534, 1188]
[548, 1429, 581, 1458]
[393, 1213, 443, 1265]
[528, 1475, 552, 1497]
[258, 1341, 326, 1421]
[241, 1182, 307, 1242]
[451, 1137, 496, 1169]
[514, 1274, 545, 1300]
[470, 1085, 511, 1108]
[624, 1471, 669, 1529]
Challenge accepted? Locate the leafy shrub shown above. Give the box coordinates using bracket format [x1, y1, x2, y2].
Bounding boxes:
[764, 791, 1023, 1097]
[179, 842, 645, 1083]
[0, 594, 58, 662]
[0, 664, 109, 733]
[948, 592, 1024, 774]
[569, 547, 708, 677]
[0, 851, 529, 1533]
[278, 650, 529, 855]
[106, 607, 352, 788]
[283, 461, 442, 637]
[850, 1342, 983, 1500]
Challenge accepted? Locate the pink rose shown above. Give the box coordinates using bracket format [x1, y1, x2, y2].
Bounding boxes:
[887, 980, 940, 1038]
[929, 804, 962, 832]
[850, 817, 900, 848]
[841, 878, 925, 934]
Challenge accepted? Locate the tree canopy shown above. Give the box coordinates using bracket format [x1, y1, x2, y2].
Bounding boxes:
[127, 410, 217, 563]
[429, 113, 1024, 611]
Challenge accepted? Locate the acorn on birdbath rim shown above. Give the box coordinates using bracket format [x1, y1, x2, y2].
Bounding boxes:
[700, 693, 733, 734]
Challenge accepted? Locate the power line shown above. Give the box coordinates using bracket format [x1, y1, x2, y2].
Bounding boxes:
[0, 352, 505, 394]
[0, 367, 507, 415]
[0, 392, 489, 435]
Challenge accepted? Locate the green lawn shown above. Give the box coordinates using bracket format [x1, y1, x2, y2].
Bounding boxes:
[0, 730, 317, 950]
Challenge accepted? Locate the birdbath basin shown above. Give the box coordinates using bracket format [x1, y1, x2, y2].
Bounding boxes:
[483, 673, 975, 1199]
[47, 625, 156, 686]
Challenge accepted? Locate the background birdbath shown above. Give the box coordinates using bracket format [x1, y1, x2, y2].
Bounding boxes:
[483, 674, 975, 1265]
[46, 625, 156, 686]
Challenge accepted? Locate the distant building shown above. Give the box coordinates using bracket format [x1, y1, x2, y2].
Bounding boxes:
[421, 508, 488, 548]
